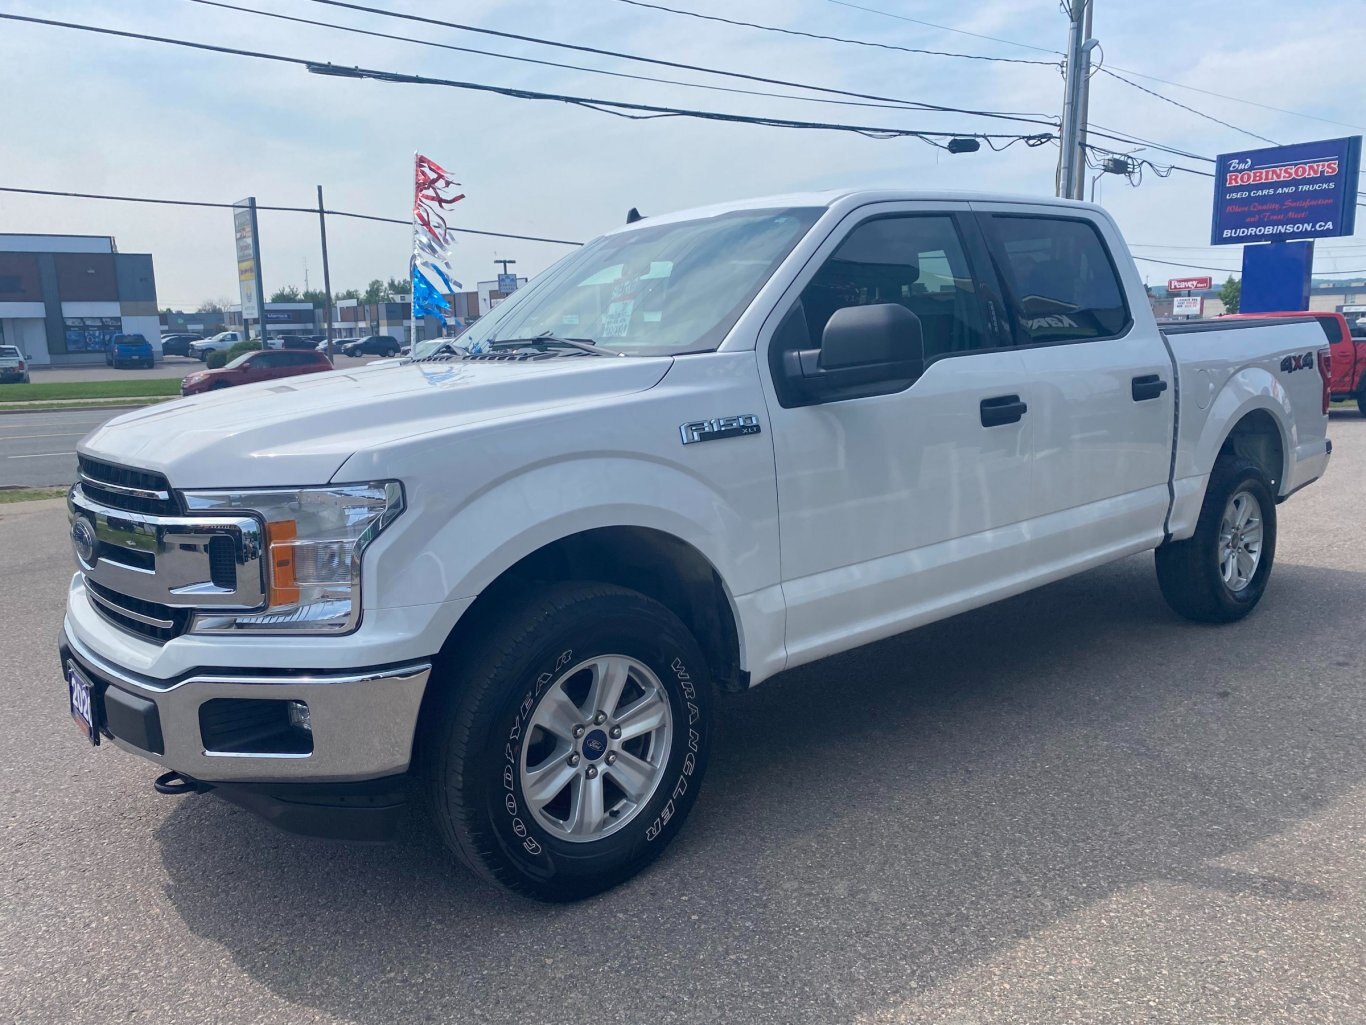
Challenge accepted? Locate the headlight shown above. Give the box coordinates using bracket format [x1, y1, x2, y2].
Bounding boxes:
[183, 373, 206, 385]
[181, 481, 403, 634]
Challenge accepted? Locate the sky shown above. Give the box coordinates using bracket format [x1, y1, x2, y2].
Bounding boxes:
[1, 0, 1364, 310]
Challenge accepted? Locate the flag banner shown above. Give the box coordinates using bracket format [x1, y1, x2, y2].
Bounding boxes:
[411, 154, 466, 332]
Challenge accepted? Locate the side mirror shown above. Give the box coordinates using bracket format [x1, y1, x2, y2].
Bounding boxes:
[782, 303, 924, 398]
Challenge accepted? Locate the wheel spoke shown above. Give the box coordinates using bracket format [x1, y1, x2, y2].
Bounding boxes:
[606, 749, 657, 802]
[615, 691, 669, 740]
[586, 657, 632, 719]
[523, 757, 577, 809]
[1235, 549, 1256, 583]
[1242, 520, 1263, 546]
[567, 773, 605, 836]
[1234, 495, 1253, 529]
[531, 686, 584, 742]
[1221, 550, 1237, 584]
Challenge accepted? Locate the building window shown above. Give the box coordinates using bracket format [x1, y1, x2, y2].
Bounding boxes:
[63, 317, 122, 353]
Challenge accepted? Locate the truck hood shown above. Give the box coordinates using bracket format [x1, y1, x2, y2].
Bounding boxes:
[79, 356, 673, 488]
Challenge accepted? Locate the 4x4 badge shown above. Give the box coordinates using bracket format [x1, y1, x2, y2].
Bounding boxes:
[679, 415, 762, 445]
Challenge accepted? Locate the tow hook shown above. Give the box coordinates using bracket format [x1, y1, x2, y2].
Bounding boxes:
[153, 770, 212, 795]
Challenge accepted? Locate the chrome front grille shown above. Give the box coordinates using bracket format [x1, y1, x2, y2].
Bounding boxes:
[69, 480, 266, 644]
[77, 456, 179, 516]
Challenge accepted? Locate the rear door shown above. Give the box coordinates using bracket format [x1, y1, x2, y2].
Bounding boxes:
[974, 205, 1174, 559]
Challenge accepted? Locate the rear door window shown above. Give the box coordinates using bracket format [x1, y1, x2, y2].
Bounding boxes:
[1318, 317, 1343, 344]
[985, 215, 1130, 344]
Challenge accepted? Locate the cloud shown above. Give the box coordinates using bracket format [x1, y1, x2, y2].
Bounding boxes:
[0, 0, 1359, 305]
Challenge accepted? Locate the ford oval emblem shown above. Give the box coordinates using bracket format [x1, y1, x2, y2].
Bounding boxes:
[71, 518, 97, 566]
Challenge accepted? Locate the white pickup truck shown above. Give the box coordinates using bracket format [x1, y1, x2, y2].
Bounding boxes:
[60, 190, 1332, 900]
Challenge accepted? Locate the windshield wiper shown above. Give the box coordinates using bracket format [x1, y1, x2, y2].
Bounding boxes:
[485, 332, 621, 356]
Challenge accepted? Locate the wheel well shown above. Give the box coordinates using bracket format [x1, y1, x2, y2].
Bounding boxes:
[442, 527, 746, 692]
[1219, 409, 1285, 492]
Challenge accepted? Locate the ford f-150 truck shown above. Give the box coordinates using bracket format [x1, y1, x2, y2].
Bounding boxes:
[59, 190, 1332, 901]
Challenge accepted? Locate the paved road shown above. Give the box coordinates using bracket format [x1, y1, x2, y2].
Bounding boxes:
[0, 408, 120, 487]
[3, 418, 1363, 1025]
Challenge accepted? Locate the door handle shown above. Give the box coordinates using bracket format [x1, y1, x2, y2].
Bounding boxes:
[1132, 374, 1169, 401]
[980, 394, 1028, 427]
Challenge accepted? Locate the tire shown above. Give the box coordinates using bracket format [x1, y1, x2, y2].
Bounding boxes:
[1357, 391, 1366, 417]
[422, 582, 713, 901]
[1155, 457, 1277, 623]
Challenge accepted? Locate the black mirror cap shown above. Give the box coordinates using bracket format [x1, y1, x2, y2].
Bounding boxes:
[820, 303, 924, 370]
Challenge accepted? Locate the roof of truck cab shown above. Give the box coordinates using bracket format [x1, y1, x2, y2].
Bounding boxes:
[601, 189, 1101, 235]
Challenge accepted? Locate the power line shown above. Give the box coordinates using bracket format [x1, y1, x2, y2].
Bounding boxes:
[1133, 254, 1366, 276]
[0, 13, 1058, 147]
[297, 0, 1057, 126]
[604, 0, 1058, 66]
[187, 0, 1034, 117]
[826, 0, 1365, 132]
[824, 0, 1060, 55]
[0, 186, 585, 246]
[1098, 68, 1278, 146]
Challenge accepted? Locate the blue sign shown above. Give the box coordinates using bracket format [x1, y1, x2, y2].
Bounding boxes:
[497, 273, 519, 294]
[1240, 241, 1315, 313]
[1210, 136, 1361, 246]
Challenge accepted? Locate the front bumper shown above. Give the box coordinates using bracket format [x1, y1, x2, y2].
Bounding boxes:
[60, 625, 431, 785]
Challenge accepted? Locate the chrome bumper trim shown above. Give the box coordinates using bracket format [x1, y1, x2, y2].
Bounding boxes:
[62, 627, 433, 783]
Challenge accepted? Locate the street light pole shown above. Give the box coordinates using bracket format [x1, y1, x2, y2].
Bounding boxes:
[317, 185, 335, 364]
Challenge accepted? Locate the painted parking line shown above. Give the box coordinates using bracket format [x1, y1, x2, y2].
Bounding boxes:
[6, 452, 73, 459]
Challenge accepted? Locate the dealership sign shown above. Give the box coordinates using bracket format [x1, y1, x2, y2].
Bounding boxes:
[232, 198, 264, 321]
[1172, 296, 1204, 317]
[1168, 276, 1212, 291]
[1210, 136, 1361, 245]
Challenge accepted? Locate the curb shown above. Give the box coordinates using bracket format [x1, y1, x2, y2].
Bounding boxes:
[0, 402, 160, 416]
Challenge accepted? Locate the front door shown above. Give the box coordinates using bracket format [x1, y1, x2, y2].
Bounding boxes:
[757, 203, 1034, 669]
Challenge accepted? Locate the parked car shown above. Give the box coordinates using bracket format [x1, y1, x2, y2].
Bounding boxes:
[60, 190, 1333, 901]
[341, 334, 402, 358]
[188, 331, 243, 360]
[0, 344, 30, 384]
[179, 348, 334, 395]
[104, 334, 154, 369]
[1223, 310, 1366, 415]
[159, 334, 202, 357]
[279, 335, 322, 350]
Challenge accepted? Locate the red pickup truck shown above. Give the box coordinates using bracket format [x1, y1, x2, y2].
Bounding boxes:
[1224, 311, 1366, 414]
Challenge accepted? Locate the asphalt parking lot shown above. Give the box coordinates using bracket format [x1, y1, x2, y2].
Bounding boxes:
[2, 416, 1362, 1025]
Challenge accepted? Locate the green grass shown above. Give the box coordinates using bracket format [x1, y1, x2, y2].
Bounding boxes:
[0, 398, 172, 412]
[0, 487, 67, 504]
[0, 379, 183, 402]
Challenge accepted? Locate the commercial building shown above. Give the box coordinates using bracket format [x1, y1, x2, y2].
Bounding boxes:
[225, 302, 318, 340]
[0, 234, 159, 366]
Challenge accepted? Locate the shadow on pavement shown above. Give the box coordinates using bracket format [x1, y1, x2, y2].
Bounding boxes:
[155, 553, 1363, 1024]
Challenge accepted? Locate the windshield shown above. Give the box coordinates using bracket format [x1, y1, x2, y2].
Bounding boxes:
[462, 206, 822, 356]
[410, 337, 463, 359]
[0, 346, 19, 358]
[224, 353, 254, 369]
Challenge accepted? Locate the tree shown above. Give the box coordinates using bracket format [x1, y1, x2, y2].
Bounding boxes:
[301, 288, 329, 309]
[333, 287, 361, 301]
[1219, 275, 1241, 315]
[196, 297, 231, 314]
[270, 285, 302, 303]
[361, 279, 388, 304]
[386, 275, 411, 299]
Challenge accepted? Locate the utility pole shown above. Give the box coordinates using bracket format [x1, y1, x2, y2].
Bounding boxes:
[317, 185, 335, 363]
[494, 258, 517, 276]
[1057, 0, 1097, 200]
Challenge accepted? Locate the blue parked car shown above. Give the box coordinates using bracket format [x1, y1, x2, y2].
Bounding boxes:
[105, 334, 154, 369]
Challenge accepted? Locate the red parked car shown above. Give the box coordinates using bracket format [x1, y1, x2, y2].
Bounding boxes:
[180, 349, 333, 396]
[1222, 310, 1366, 414]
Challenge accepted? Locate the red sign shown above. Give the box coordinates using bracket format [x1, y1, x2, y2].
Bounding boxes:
[1167, 276, 1212, 292]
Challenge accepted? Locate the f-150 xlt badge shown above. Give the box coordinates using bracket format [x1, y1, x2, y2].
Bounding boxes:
[1280, 351, 1315, 373]
[680, 415, 762, 445]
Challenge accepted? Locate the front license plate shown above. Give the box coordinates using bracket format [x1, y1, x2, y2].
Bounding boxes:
[67, 662, 100, 746]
